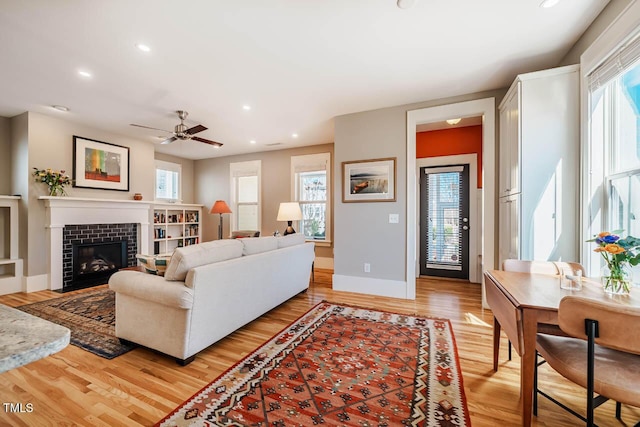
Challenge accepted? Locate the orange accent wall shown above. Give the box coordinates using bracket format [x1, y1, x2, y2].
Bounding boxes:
[416, 125, 483, 188]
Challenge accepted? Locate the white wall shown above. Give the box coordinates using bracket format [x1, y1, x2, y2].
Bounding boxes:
[0, 117, 11, 195]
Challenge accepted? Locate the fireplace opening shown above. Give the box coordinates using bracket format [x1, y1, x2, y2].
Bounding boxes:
[70, 240, 127, 291]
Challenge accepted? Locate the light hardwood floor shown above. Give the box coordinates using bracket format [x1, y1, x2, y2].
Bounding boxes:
[0, 271, 638, 426]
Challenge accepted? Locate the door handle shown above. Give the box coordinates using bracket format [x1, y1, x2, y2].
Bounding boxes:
[462, 225, 469, 231]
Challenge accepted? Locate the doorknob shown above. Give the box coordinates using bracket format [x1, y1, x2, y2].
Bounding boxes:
[462, 225, 469, 230]
[462, 217, 469, 223]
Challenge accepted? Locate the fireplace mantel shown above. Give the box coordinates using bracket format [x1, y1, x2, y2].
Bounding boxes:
[40, 196, 151, 290]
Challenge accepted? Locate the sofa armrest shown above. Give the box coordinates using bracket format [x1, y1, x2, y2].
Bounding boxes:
[108, 271, 194, 309]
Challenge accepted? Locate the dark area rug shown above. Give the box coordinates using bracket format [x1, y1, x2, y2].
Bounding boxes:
[17, 289, 135, 359]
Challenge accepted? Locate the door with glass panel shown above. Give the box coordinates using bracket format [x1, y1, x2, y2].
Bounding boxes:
[420, 164, 470, 279]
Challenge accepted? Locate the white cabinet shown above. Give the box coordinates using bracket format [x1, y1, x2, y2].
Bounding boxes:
[152, 203, 202, 255]
[498, 65, 579, 267]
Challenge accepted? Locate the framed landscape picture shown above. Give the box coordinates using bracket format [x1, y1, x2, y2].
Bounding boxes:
[73, 136, 130, 191]
[342, 157, 396, 202]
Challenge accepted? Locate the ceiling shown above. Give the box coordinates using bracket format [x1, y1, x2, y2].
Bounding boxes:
[0, 0, 610, 160]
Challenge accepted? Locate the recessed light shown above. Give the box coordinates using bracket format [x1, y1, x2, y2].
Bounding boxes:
[446, 118, 462, 125]
[397, 0, 418, 9]
[243, 105, 251, 111]
[51, 105, 69, 112]
[292, 133, 298, 138]
[250, 140, 257, 144]
[135, 43, 151, 52]
[78, 70, 92, 78]
[540, 0, 560, 8]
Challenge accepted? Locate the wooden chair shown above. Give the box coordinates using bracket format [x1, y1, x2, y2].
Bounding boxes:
[535, 296, 640, 426]
[499, 260, 586, 361]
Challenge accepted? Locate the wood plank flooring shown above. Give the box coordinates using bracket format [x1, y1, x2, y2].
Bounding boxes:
[0, 270, 638, 426]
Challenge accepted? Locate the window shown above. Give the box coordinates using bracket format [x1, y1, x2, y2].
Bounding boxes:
[155, 160, 181, 202]
[291, 153, 331, 242]
[586, 30, 640, 279]
[230, 160, 261, 231]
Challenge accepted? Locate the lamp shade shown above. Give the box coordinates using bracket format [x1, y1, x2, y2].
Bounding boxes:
[210, 200, 232, 214]
[277, 202, 302, 221]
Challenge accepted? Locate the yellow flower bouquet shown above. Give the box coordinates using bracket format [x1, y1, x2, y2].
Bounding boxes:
[32, 167, 72, 196]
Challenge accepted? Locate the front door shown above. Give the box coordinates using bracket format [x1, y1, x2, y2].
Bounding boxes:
[420, 164, 470, 279]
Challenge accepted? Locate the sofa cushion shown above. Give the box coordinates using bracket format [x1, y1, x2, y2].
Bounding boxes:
[241, 236, 278, 255]
[276, 233, 306, 248]
[164, 239, 243, 281]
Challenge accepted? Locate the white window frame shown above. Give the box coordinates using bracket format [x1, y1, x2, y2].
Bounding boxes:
[154, 160, 182, 202]
[291, 152, 331, 244]
[230, 160, 261, 232]
[581, 1, 640, 276]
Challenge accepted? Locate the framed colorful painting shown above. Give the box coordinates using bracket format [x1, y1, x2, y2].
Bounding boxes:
[342, 157, 396, 202]
[73, 136, 130, 191]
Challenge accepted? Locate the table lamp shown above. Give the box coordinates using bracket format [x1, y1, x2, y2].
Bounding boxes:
[210, 200, 232, 240]
[277, 202, 302, 235]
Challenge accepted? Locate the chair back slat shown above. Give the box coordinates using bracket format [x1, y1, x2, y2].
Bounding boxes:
[502, 259, 559, 275]
[558, 296, 640, 355]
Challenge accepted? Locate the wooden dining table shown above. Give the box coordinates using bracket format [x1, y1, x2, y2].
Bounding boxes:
[484, 269, 640, 427]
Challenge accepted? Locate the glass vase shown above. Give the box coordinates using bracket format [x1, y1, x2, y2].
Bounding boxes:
[600, 263, 633, 295]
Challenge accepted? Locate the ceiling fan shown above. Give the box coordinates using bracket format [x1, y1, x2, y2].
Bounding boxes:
[130, 110, 223, 147]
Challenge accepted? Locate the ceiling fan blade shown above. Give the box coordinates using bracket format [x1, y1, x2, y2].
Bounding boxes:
[192, 136, 223, 147]
[186, 124, 207, 135]
[160, 136, 177, 145]
[130, 123, 173, 133]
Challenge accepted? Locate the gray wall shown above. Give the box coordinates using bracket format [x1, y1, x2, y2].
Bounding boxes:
[12, 112, 156, 277]
[155, 152, 196, 204]
[559, 0, 634, 66]
[334, 89, 505, 283]
[194, 143, 334, 260]
[0, 117, 11, 195]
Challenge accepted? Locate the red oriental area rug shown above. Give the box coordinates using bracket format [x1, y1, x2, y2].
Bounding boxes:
[157, 302, 470, 427]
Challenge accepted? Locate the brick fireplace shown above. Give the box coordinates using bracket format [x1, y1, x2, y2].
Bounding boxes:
[62, 223, 137, 291]
[41, 197, 151, 291]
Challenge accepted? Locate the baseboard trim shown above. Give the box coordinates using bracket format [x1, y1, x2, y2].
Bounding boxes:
[24, 274, 49, 293]
[332, 274, 410, 299]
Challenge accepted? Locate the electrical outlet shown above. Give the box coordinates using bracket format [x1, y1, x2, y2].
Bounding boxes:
[364, 263, 371, 273]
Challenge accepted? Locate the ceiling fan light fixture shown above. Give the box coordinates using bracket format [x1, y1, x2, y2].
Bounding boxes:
[540, 0, 560, 8]
[446, 118, 462, 125]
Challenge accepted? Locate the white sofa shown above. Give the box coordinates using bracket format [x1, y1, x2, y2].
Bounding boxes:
[108, 234, 314, 364]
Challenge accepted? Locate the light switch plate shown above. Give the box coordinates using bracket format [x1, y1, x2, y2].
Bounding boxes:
[389, 214, 399, 224]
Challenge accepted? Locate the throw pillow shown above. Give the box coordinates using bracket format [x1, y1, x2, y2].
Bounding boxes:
[164, 239, 243, 281]
[241, 236, 278, 255]
[276, 233, 306, 248]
